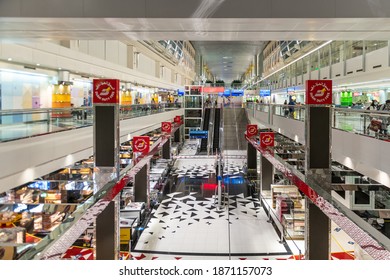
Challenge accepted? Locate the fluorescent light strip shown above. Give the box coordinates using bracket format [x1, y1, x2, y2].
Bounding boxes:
[0, 68, 49, 78]
[249, 40, 333, 88]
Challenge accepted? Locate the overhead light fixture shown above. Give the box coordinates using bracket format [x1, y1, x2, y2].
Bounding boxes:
[223, 56, 232, 59]
[7, 58, 12, 61]
[36, 63, 40, 66]
[58, 67, 62, 70]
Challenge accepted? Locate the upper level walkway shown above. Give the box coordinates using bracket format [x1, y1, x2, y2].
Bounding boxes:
[245, 103, 390, 189]
[0, 103, 183, 193]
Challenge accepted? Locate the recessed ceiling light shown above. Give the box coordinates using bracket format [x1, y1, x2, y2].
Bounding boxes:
[7, 58, 12, 61]
[36, 63, 40, 66]
[58, 67, 62, 70]
[223, 56, 232, 59]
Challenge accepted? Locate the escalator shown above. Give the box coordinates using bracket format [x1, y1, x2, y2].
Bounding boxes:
[223, 108, 248, 150]
[212, 108, 221, 153]
[199, 108, 211, 153]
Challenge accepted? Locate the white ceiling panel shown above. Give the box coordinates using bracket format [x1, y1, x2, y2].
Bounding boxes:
[1, 17, 390, 83]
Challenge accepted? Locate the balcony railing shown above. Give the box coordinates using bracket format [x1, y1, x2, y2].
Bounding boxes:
[0, 103, 182, 143]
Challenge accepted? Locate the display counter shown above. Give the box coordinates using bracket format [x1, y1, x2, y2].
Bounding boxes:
[262, 185, 305, 241]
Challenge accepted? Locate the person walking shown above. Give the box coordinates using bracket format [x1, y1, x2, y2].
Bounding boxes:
[283, 100, 289, 117]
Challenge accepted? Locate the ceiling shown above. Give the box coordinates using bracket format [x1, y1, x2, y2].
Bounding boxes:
[2, 18, 390, 84]
[192, 41, 265, 83]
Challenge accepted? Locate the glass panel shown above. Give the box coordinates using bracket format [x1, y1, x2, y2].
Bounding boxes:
[320, 45, 330, 68]
[366, 41, 388, 53]
[295, 59, 303, 77]
[184, 96, 202, 108]
[302, 56, 309, 74]
[310, 51, 319, 71]
[185, 110, 202, 118]
[345, 41, 363, 59]
[331, 41, 344, 64]
[0, 104, 182, 142]
[185, 118, 201, 128]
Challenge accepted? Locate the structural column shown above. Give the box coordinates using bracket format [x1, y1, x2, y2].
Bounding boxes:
[247, 142, 257, 172]
[260, 155, 273, 191]
[93, 79, 120, 260]
[162, 139, 171, 159]
[304, 80, 332, 260]
[174, 128, 181, 143]
[134, 164, 149, 203]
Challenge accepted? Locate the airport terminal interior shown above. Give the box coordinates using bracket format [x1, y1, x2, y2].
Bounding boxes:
[1, 0, 390, 261]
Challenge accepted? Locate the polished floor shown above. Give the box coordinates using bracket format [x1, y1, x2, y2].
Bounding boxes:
[133, 191, 291, 259]
[133, 142, 292, 260]
[131, 140, 357, 260]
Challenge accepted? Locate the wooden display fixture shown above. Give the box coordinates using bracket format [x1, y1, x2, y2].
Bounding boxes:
[52, 84, 72, 118]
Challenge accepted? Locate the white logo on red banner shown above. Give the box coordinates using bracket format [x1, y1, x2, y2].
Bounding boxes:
[260, 132, 274, 148]
[306, 80, 332, 105]
[132, 136, 150, 154]
[246, 124, 258, 137]
[161, 122, 172, 133]
[93, 79, 119, 104]
[174, 116, 182, 124]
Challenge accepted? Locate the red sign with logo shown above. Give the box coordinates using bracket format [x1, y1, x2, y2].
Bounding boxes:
[306, 80, 332, 105]
[132, 136, 150, 155]
[260, 132, 274, 148]
[161, 122, 172, 133]
[174, 116, 182, 125]
[93, 79, 119, 104]
[246, 124, 258, 137]
[202, 87, 225, 93]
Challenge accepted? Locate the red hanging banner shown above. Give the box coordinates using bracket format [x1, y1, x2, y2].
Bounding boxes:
[132, 136, 150, 154]
[161, 122, 172, 133]
[93, 79, 119, 104]
[259, 132, 275, 148]
[174, 116, 182, 125]
[305, 80, 332, 105]
[246, 124, 258, 137]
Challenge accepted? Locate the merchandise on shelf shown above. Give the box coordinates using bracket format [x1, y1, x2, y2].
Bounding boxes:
[282, 208, 305, 240]
[271, 185, 302, 208]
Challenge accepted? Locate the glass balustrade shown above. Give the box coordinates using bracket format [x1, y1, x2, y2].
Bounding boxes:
[0, 103, 182, 142]
[249, 104, 390, 141]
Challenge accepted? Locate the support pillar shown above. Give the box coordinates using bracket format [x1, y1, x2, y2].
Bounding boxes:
[174, 128, 181, 143]
[305, 198, 330, 260]
[93, 79, 120, 260]
[260, 155, 273, 191]
[247, 142, 257, 180]
[162, 139, 171, 159]
[304, 80, 332, 260]
[134, 164, 148, 203]
[96, 201, 117, 260]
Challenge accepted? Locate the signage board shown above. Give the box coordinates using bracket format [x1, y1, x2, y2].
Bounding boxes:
[93, 79, 119, 104]
[246, 124, 258, 137]
[189, 130, 208, 139]
[132, 136, 150, 154]
[161, 122, 172, 133]
[174, 116, 182, 124]
[259, 132, 275, 148]
[306, 80, 332, 105]
[259, 89, 271, 97]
